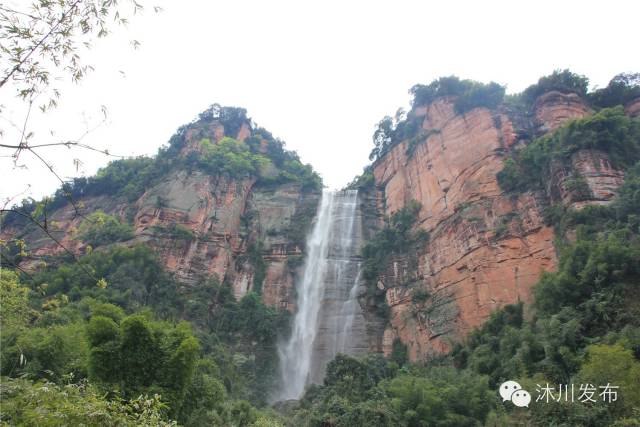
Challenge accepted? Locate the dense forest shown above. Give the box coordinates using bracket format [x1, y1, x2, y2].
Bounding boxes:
[2, 70, 640, 426]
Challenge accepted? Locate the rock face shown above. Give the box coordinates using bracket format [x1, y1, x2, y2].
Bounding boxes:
[626, 98, 640, 118]
[4, 91, 634, 367]
[367, 91, 637, 361]
[534, 91, 591, 133]
[371, 98, 559, 360]
[549, 149, 625, 209]
[3, 121, 320, 311]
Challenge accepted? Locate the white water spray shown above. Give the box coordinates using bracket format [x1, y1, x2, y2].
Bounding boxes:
[277, 190, 367, 400]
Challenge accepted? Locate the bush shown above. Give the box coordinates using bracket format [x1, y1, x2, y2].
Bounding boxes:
[386, 368, 492, 427]
[578, 344, 640, 418]
[369, 77, 503, 161]
[410, 75, 505, 113]
[497, 107, 640, 193]
[588, 73, 640, 109]
[0, 270, 33, 330]
[198, 137, 270, 178]
[361, 200, 427, 287]
[87, 312, 200, 414]
[1, 321, 89, 382]
[2, 105, 322, 231]
[345, 167, 375, 192]
[78, 211, 134, 247]
[31, 245, 182, 318]
[0, 378, 177, 426]
[522, 69, 589, 105]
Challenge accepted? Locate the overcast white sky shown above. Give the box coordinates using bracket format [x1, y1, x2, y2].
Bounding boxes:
[1, 0, 639, 202]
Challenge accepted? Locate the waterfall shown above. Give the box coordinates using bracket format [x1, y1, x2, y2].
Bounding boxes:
[277, 189, 368, 400]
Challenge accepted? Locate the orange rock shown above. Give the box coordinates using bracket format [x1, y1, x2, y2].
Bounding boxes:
[625, 98, 640, 118]
[534, 91, 590, 133]
[373, 98, 559, 360]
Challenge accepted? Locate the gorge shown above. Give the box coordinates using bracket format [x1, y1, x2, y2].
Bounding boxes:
[2, 71, 640, 426]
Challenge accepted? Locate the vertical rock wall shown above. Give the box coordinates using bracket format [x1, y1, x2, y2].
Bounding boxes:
[367, 91, 632, 361]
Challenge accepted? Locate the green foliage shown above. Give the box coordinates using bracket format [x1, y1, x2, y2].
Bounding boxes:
[1, 321, 89, 382]
[369, 76, 503, 161]
[345, 167, 375, 192]
[247, 240, 267, 294]
[534, 232, 640, 318]
[31, 245, 182, 318]
[493, 212, 517, 240]
[589, 73, 640, 109]
[86, 313, 200, 416]
[199, 136, 272, 178]
[177, 358, 228, 426]
[153, 223, 196, 244]
[292, 354, 398, 426]
[386, 368, 493, 427]
[390, 338, 408, 367]
[202, 284, 290, 406]
[497, 107, 640, 192]
[78, 210, 134, 247]
[90, 156, 165, 202]
[0, 270, 34, 330]
[361, 200, 428, 316]
[410, 75, 505, 113]
[369, 109, 424, 161]
[522, 69, 589, 104]
[454, 82, 505, 115]
[0, 377, 177, 426]
[292, 354, 492, 427]
[579, 344, 640, 417]
[198, 104, 249, 138]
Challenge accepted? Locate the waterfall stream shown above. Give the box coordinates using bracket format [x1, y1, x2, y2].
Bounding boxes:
[277, 190, 368, 400]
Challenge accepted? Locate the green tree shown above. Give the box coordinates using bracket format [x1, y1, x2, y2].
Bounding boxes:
[0, 377, 176, 426]
[78, 211, 134, 247]
[119, 315, 160, 395]
[0, 270, 33, 330]
[579, 344, 640, 417]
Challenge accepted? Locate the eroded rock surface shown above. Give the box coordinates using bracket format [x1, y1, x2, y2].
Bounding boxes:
[367, 92, 636, 361]
[534, 91, 591, 133]
[3, 122, 319, 311]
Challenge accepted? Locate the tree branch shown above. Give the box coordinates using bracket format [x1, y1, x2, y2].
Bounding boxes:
[0, 208, 98, 282]
[0, 0, 83, 89]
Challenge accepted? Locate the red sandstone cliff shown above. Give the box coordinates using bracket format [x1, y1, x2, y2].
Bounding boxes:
[369, 91, 630, 361]
[1, 120, 319, 311]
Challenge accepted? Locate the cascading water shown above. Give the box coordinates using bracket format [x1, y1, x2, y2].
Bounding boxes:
[277, 190, 368, 400]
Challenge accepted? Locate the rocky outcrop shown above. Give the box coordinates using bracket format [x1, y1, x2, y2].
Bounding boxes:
[549, 149, 625, 209]
[370, 98, 561, 360]
[3, 120, 320, 311]
[133, 172, 254, 284]
[534, 91, 591, 133]
[626, 97, 640, 118]
[367, 91, 638, 361]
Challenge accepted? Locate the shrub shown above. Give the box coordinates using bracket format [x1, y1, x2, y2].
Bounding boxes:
[361, 201, 428, 317]
[370, 77, 503, 161]
[588, 73, 640, 109]
[522, 69, 589, 105]
[497, 107, 640, 193]
[78, 211, 134, 247]
[410, 75, 505, 113]
[31, 245, 182, 317]
[345, 167, 375, 192]
[0, 378, 176, 426]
